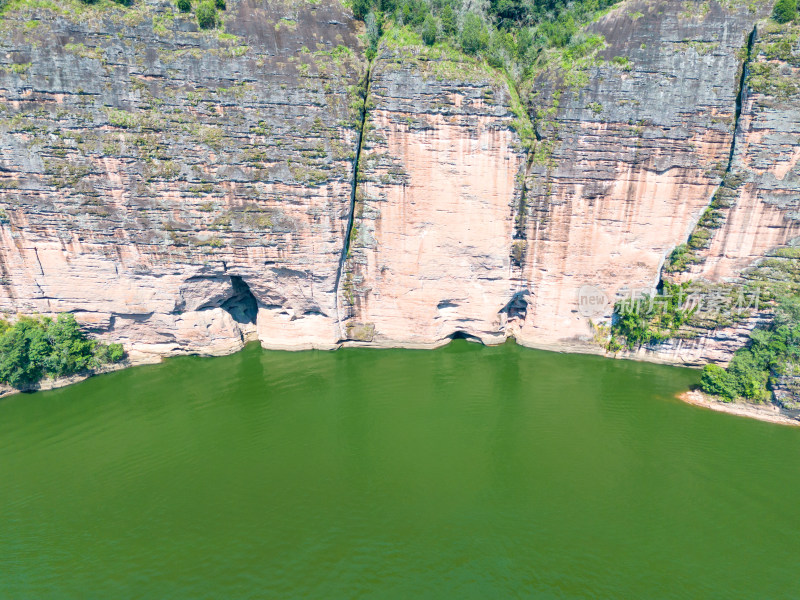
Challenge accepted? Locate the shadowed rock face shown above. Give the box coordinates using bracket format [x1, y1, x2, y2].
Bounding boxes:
[0, 0, 797, 368]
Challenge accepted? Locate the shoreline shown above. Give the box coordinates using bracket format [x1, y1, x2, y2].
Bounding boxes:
[0, 361, 133, 399]
[678, 389, 800, 427]
[0, 354, 160, 400]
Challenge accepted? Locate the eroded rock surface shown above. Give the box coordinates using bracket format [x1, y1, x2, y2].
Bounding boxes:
[341, 37, 524, 346]
[0, 0, 797, 374]
[0, 0, 364, 358]
[687, 20, 800, 281]
[513, 0, 769, 351]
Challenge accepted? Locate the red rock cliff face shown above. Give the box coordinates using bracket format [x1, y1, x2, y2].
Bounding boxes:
[0, 0, 795, 367]
[340, 40, 525, 346]
[513, 0, 769, 352]
[0, 0, 366, 360]
[686, 21, 800, 283]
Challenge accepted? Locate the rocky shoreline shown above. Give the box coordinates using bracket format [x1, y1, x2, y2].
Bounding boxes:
[0, 359, 147, 400]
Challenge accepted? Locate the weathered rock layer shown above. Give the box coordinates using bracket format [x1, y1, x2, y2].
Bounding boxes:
[0, 0, 797, 369]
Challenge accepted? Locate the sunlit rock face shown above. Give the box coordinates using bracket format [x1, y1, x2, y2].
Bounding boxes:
[0, 0, 365, 359]
[0, 0, 796, 368]
[340, 41, 525, 347]
[512, 0, 770, 353]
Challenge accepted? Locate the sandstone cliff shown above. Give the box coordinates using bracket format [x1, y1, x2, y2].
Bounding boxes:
[0, 0, 797, 375]
[0, 0, 365, 361]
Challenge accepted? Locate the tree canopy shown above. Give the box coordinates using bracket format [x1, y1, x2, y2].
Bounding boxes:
[0, 314, 124, 389]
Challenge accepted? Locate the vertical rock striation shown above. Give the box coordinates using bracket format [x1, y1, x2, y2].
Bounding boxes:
[339, 34, 525, 346]
[513, 0, 769, 351]
[0, 0, 797, 378]
[0, 0, 365, 359]
[685, 20, 800, 281]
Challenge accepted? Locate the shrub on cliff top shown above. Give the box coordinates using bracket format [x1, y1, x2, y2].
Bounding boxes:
[364, 10, 382, 59]
[346, 0, 624, 87]
[440, 4, 457, 36]
[773, 0, 798, 24]
[0, 314, 124, 389]
[177, 0, 191, 12]
[352, 0, 371, 20]
[196, 0, 217, 29]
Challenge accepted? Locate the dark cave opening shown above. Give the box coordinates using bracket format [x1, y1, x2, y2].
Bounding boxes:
[448, 330, 482, 343]
[221, 276, 258, 325]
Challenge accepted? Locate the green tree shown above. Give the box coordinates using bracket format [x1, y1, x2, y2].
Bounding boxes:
[421, 14, 438, 46]
[460, 12, 489, 55]
[378, 0, 395, 14]
[43, 314, 95, 377]
[440, 4, 457, 36]
[515, 27, 533, 60]
[487, 28, 515, 68]
[490, 0, 528, 27]
[352, 0, 372, 20]
[365, 11, 382, 59]
[0, 319, 46, 388]
[196, 0, 218, 29]
[0, 314, 126, 389]
[773, 0, 797, 23]
[94, 342, 125, 364]
[214, 0, 226, 9]
[727, 350, 769, 402]
[177, 0, 191, 12]
[398, 0, 429, 26]
[108, 343, 125, 363]
[701, 364, 739, 401]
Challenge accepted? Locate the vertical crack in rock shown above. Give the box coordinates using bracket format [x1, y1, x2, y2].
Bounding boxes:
[512, 86, 543, 246]
[661, 24, 758, 279]
[334, 55, 374, 334]
[728, 26, 758, 168]
[508, 84, 541, 318]
[513, 153, 535, 243]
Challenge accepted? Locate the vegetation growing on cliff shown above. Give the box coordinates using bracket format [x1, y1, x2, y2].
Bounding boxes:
[350, 0, 621, 78]
[607, 282, 697, 350]
[697, 247, 800, 404]
[195, 0, 218, 28]
[664, 172, 746, 273]
[350, 0, 621, 162]
[701, 295, 800, 403]
[773, 0, 798, 24]
[610, 240, 800, 405]
[0, 314, 124, 389]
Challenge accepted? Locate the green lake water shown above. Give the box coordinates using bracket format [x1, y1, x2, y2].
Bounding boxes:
[2, 340, 800, 598]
